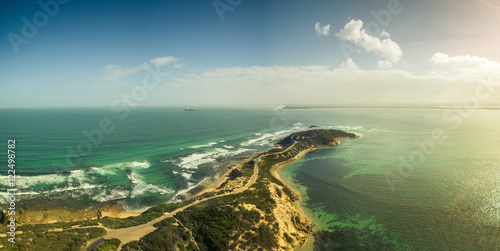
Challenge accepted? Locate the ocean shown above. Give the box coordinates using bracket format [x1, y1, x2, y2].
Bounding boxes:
[0, 107, 307, 211]
[1, 107, 499, 250]
[279, 108, 500, 250]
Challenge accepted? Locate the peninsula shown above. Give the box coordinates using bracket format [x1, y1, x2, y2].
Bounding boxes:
[0, 129, 357, 250]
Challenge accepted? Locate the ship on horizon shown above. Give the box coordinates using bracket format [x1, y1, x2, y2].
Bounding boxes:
[184, 108, 196, 111]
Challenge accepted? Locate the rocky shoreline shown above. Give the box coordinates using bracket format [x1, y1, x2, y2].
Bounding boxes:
[2, 201, 141, 225]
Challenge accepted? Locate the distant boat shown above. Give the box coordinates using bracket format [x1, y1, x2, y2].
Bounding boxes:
[184, 108, 196, 111]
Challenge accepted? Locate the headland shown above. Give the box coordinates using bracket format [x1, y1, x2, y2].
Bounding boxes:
[0, 129, 357, 250]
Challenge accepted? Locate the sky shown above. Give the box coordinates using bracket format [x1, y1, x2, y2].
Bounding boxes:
[1, 0, 500, 108]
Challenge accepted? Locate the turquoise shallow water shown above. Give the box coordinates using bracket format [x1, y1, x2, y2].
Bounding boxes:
[1, 107, 499, 249]
[279, 108, 500, 250]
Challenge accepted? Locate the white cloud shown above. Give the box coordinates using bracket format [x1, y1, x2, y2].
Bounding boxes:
[149, 56, 181, 67]
[174, 63, 185, 69]
[315, 22, 331, 36]
[336, 19, 403, 64]
[380, 30, 390, 39]
[339, 58, 359, 70]
[91, 56, 181, 83]
[377, 60, 393, 69]
[90, 64, 147, 83]
[431, 53, 500, 75]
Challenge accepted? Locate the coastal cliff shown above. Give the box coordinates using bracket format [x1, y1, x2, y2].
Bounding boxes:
[268, 182, 312, 249]
[0, 129, 357, 251]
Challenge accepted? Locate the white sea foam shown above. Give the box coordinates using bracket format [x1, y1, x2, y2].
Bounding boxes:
[94, 188, 129, 202]
[127, 172, 139, 184]
[292, 122, 305, 128]
[67, 169, 88, 184]
[131, 183, 173, 198]
[0, 160, 158, 203]
[90, 160, 151, 176]
[131, 161, 151, 168]
[90, 166, 117, 176]
[189, 142, 218, 149]
[241, 133, 274, 146]
[177, 152, 216, 170]
[241, 130, 294, 146]
[1, 174, 67, 189]
[179, 172, 193, 179]
[7, 169, 175, 203]
[126, 171, 174, 198]
[0, 182, 107, 204]
[49, 182, 104, 194]
[240, 123, 308, 147]
[335, 125, 364, 130]
[103, 160, 151, 169]
[176, 148, 250, 170]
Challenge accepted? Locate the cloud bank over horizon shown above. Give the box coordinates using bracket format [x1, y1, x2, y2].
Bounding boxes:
[152, 55, 499, 106]
[79, 52, 500, 107]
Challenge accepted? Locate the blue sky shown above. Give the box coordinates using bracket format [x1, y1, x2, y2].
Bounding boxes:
[1, 0, 500, 108]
